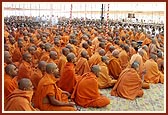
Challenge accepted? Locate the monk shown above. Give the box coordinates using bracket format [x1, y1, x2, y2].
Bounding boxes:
[105, 45, 115, 59]
[71, 65, 110, 108]
[97, 56, 117, 89]
[111, 61, 144, 100]
[30, 61, 47, 90]
[4, 64, 18, 101]
[144, 54, 164, 84]
[12, 38, 24, 63]
[118, 45, 130, 70]
[4, 51, 13, 67]
[58, 53, 77, 94]
[57, 48, 70, 76]
[28, 46, 38, 68]
[75, 50, 90, 76]
[5, 78, 37, 111]
[140, 45, 149, 63]
[48, 51, 59, 65]
[17, 52, 33, 80]
[40, 43, 51, 62]
[34, 63, 76, 111]
[88, 49, 105, 68]
[157, 51, 164, 73]
[51, 38, 61, 57]
[108, 50, 122, 80]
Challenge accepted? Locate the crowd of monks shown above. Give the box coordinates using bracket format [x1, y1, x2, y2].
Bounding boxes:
[4, 16, 164, 111]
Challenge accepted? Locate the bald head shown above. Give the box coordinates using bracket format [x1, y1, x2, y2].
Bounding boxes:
[46, 63, 58, 74]
[22, 52, 32, 63]
[91, 65, 100, 77]
[82, 42, 89, 49]
[101, 56, 109, 65]
[150, 54, 157, 61]
[4, 51, 12, 64]
[45, 43, 51, 52]
[66, 44, 73, 52]
[138, 50, 144, 57]
[109, 46, 115, 52]
[99, 49, 105, 56]
[81, 50, 89, 60]
[18, 78, 33, 91]
[49, 51, 58, 60]
[28, 46, 36, 55]
[66, 53, 76, 63]
[5, 64, 18, 77]
[112, 50, 119, 58]
[62, 48, 70, 56]
[157, 51, 163, 58]
[131, 61, 140, 71]
[38, 61, 47, 72]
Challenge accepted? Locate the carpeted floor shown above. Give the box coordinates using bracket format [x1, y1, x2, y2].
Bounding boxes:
[75, 83, 165, 112]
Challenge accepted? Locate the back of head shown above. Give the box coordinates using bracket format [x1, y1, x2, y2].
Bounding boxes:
[138, 50, 144, 57]
[66, 53, 76, 62]
[150, 53, 157, 61]
[99, 49, 105, 56]
[157, 51, 163, 58]
[38, 61, 47, 72]
[109, 46, 115, 52]
[46, 63, 57, 74]
[112, 49, 119, 58]
[49, 51, 58, 60]
[62, 47, 70, 56]
[91, 65, 100, 76]
[81, 50, 88, 59]
[101, 56, 109, 64]
[18, 78, 33, 91]
[82, 42, 89, 49]
[131, 61, 140, 71]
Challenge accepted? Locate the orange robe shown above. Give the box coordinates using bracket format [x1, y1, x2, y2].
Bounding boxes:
[88, 52, 102, 68]
[57, 55, 67, 75]
[111, 68, 144, 100]
[5, 89, 37, 111]
[144, 59, 164, 84]
[129, 53, 144, 77]
[118, 50, 129, 70]
[40, 51, 50, 62]
[75, 57, 90, 76]
[157, 58, 164, 73]
[141, 49, 149, 63]
[18, 60, 33, 80]
[34, 73, 75, 111]
[58, 62, 77, 94]
[108, 56, 122, 79]
[4, 74, 18, 101]
[71, 72, 110, 108]
[30, 68, 43, 90]
[98, 62, 116, 89]
[12, 47, 23, 63]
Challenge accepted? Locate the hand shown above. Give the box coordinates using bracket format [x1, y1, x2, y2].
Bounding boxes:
[68, 102, 75, 106]
[62, 91, 71, 97]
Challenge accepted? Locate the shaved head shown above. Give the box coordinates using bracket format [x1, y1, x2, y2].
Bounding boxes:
[91, 65, 100, 76]
[38, 61, 47, 73]
[66, 53, 76, 63]
[99, 49, 105, 56]
[109, 46, 115, 52]
[46, 63, 59, 75]
[18, 78, 33, 91]
[150, 54, 157, 61]
[62, 48, 70, 56]
[4, 51, 12, 64]
[112, 50, 119, 58]
[131, 61, 140, 71]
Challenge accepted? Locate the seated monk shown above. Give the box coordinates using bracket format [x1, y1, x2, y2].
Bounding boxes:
[105, 45, 115, 59]
[144, 54, 164, 84]
[157, 51, 164, 74]
[5, 78, 38, 111]
[75, 50, 90, 76]
[71, 65, 110, 108]
[57, 48, 70, 76]
[118, 44, 130, 70]
[47, 51, 59, 65]
[40, 43, 52, 62]
[108, 50, 122, 80]
[4, 64, 18, 101]
[30, 61, 47, 90]
[34, 63, 76, 111]
[4, 51, 19, 68]
[58, 53, 78, 94]
[17, 52, 33, 80]
[111, 61, 144, 100]
[88, 49, 105, 68]
[97, 56, 117, 89]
